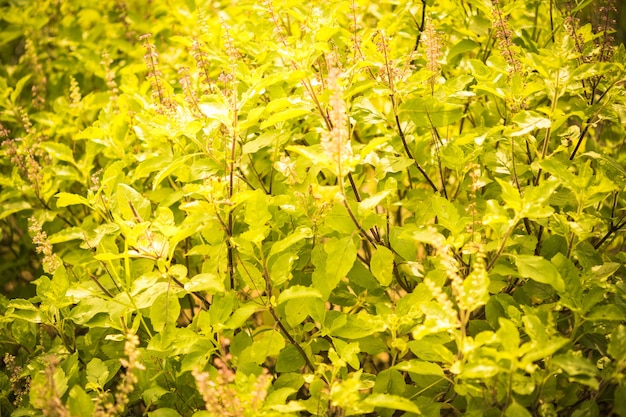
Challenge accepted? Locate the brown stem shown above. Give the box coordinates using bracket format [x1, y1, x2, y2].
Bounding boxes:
[259, 255, 315, 372]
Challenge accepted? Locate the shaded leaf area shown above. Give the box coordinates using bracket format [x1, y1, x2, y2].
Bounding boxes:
[0, 0, 625, 416]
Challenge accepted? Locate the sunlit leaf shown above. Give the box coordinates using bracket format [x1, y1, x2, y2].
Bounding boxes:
[370, 246, 394, 286]
[514, 255, 565, 292]
[277, 285, 323, 305]
[401, 97, 465, 128]
[363, 394, 421, 414]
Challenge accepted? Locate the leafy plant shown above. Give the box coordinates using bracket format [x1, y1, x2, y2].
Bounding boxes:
[1, 0, 625, 416]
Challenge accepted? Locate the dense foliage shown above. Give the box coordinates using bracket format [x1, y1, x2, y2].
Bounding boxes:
[1, 0, 625, 416]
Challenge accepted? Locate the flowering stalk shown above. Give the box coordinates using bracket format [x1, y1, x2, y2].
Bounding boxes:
[93, 331, 145, 417]
[38, 356, 70, 417]
[192, 357, 270, 416]
[139, 33, 174, 113]
[491, 0, 521, 78]
[23, 37, 47, 109]
[178, 66, 201, 116]
[321, 64, 352, 180]
[323, 59, 381, 249]
[68, 75, 81, 109]
[423, 17, 441, 95]
[4, 354, 29, 407]
[29, 217, 61, 274]
[101, 51, 119, 109]
[192, 39, 215, 95]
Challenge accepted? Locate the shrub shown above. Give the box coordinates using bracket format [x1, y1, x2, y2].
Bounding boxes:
[1, 0, 625, 416]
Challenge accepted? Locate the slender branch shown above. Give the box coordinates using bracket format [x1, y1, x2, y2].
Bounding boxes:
[487, 219, 518, 271]
[227, 89, 238, 290]
[510, 137, 532, 235]
[170, 275, 211, 309]
[426, 111, 447, 198]
[412, 0, 427, 54]
[569, 124, 591, 161]
[89, 274, 114, 298]
[394, 106, 438, 193]
[549, 0, 555, 43]
[342, 198, 379, 248]
[346, 173, 381, 242]
[594, 217, 626, 249]
[259, 252, 315, 372]
[268, 306, 315, 372]
[534, 69, 560, 186]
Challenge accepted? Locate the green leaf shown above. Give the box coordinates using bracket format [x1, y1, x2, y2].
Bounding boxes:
[587, 305, 626, 321]
[0, 201, 32, 220]
[330, 312, 383, 339]
[505, 401, 533, 417]
[277, 285, 323, 305]
[496, 178, 522, 213]
[522, 178, 559, 218]
[270, 251, 297, 286]
[133, 156, 170, 180]
[374, 369, 406, 395]
[312, 236, 357, 299]
[431, 195, 464, 234]
[244, 189, 272, 227]
[276, 345, 306, 372]
[68, 386, 95, 417]
[538, 157, 577, 191]
[198, 101, 230, 124]
[497, 318, 520, 353]
[513, 255, 565, 292]
[11, 74, 32, 102]
[394, 360, 444, 377]
[152, 154, 196, 190]
[86, 358, 110, 388]
[148, 409, 182, 417]
[460, 359, 500, 379]
[552, 353, 599, 389]
[359, 190, 391, 211]
[269, 226, 312, 258]
[224, 302, 261, 329]
[370, 246, 394, 286]
[117, 183, 151, 222]
[614, 385, 626, 417]
[6, 299, 42, 323]
[448, 39, 479, 61]
[401, 97, 465, 128]
[284, 299, 309, 327]
[260, 107, 311, 129]
[41, 142, 76, 164]
[243, 329, 285, 364]
[462, 268, 490, 311]
[242, 131, 283, 154]
[150, 290, 180, 333]
[608, 325, 626, 360]
[184, 273, 225, 294]
[56, 192, 91, 207]
[286, 144, 333, 170]
[363, 393, 421, 414]
[508, 111, 551, 137]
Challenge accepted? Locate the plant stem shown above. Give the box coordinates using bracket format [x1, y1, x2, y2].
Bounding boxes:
[412, 0, 427, 54]
[487, 218, 518, 271]
[393, 100, 438, 193]
[259, 251, 314, 372]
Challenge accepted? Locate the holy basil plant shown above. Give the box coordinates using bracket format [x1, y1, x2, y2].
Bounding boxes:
[1, 0, 625, 416]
